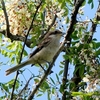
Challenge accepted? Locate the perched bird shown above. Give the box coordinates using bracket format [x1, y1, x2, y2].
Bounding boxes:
[6, 30, 63, 75]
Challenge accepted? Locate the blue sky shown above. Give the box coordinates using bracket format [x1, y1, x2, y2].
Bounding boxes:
[0, 1, 100, 100]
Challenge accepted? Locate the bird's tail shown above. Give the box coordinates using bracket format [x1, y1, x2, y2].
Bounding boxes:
[6, 60, 31, 76]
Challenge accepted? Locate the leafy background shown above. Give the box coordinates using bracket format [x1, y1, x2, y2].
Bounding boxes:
[0, 0, 100, 100]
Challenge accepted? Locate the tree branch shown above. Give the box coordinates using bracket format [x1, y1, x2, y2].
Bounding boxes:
[72, 1, 100, 92]
[0, 0, 32, 47]
[65, 0, 84, 40]
[0, 4, 57, 47]
[10, 1, 42, 100]
[28, 0, 84, 100]
[17, 76, 33, 99]
[62, 39, 71, 100]
[88, 2, 100, 43]
[62, 0, 84, 99]
[1, 0, 32, 47]
[1, 0, 10, 37]
[0, 29, 32, 47]
[28, 38, 65, 100]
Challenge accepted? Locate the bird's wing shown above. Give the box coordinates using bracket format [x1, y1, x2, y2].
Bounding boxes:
[29, 37, 51, 58]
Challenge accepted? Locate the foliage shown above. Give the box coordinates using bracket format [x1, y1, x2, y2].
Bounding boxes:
[0, 0, 100, 100]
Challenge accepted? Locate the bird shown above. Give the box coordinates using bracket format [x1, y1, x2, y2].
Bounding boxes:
[6, 30, 63, 75]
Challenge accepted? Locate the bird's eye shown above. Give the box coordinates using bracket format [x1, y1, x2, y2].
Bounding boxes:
[55, 30, 57, 33]
[55, 30, 58, 33]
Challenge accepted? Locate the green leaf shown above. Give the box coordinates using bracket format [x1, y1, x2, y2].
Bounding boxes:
[88, 0, 93, 4]
[37, 94, 43, 97]
[43, 82, 50, 89]
[95, 50, 100, 56]
[47, 90, 51, 100]
[40, 81, 50, 92]
[34, 78, 39, 84]
[73, 66, 80, 75]
[72, 92, 83, 96]
[56, 74, 59, 82]
[50, 77, 55, 85]
[60, 1, 66, 9]
[69, 81, 75, 90]
[71, 30, 78, 40]
[63, 54, 69, 60]
[79, 65, 84, 78]
[59, 70, 63, 75]
[91, 1, 94, 9]
[93, 38, 97, 41]
[0, 83, 9, 93]
[6, 42, 16, 51]
[93, 42, 100, 49]
[15, 80, 20, 89]
[0, 34, 2, 42]
[17, 41, 23, 50]
[23, 50, 28, 57]
[59, 84, 64, 93]
[11, 57, 15, 64]
[63, 8, 69, 16]
[1, 49, 8, 57]
[82, 0, 86, 6]
[52, 88, 55, 94]
[88, 0, 94, 9]
[6, 79, 20, 89]
[72, 92, 93, 97]
[40, 12, 44, 21]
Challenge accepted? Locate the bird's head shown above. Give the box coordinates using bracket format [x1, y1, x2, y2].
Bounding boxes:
[45, 30, 64, 39]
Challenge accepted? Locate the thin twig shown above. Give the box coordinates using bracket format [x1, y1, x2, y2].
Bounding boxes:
[10, 71, 19, 100]
[17, 76, 33, 98]
[10, 1, 42, 100]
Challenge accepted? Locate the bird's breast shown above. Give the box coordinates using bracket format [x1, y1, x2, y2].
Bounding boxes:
[32, 41, 60, 64]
